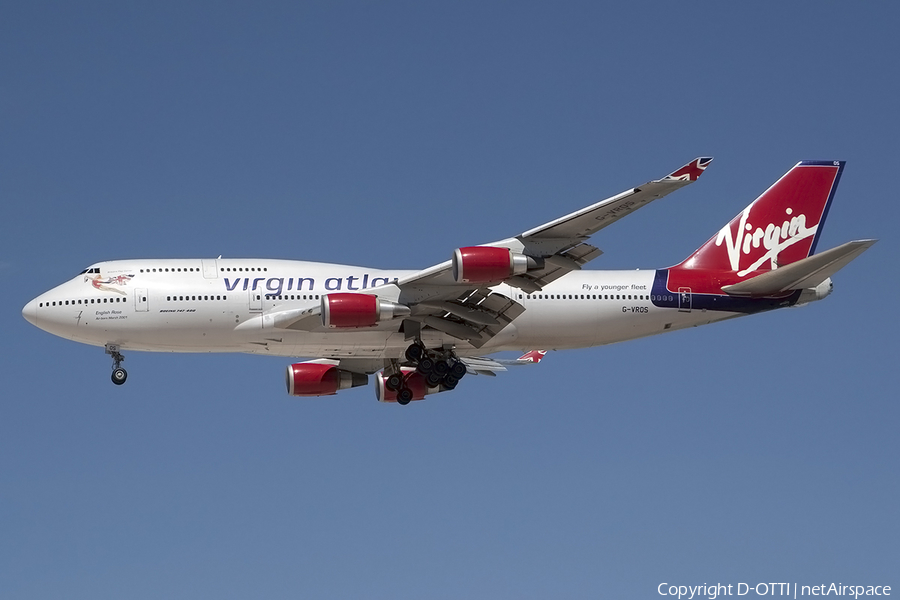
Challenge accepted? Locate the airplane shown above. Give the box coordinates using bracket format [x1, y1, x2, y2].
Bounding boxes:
[22, 158, 876, 405]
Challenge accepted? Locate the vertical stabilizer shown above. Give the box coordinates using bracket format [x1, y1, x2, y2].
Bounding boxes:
[676, 161, 844, 277]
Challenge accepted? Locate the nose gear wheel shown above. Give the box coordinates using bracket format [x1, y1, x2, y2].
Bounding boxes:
[105, 344, 127, 386]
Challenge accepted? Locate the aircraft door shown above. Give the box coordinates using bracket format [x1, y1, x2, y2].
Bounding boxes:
[202, 259, 218, 279]
[135, 288, 149, 312]
[678, 287, 692, 313]
[249, 288, 262, 313]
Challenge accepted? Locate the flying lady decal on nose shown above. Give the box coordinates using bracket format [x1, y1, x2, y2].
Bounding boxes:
[85, 274, 135, 295]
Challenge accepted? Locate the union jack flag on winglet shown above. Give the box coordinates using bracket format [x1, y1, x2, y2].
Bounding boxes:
[665, 157, 714, 182]
[516, 350, 547, 363]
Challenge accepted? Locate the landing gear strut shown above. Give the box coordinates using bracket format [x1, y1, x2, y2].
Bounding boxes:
[106, 343, 127, 385]
[394, 341, 466, 404]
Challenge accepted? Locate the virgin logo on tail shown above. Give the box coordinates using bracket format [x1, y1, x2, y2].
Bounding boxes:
[676, 161, 842, 277]
[715, 206, 816, 276]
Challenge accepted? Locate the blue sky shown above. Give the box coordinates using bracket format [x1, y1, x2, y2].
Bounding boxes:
[2, 3, 898, 598]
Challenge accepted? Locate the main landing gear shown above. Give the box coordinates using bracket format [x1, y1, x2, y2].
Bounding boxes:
[386, 342, 468, 405]
[105, 343, 127, 385]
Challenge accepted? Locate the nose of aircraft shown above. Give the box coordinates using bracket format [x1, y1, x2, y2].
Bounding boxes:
[22, 298, 37, 326]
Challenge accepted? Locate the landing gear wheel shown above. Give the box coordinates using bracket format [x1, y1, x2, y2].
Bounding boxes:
[425, 372, 443, 387]
[433, 360, 450, 376]
[105, 344, 127, 386]
[405, 343, 424, 362]
[111, 368, 128, 385]
[449, 361, 467, 379]
[385, 373, 403, 392]
[417, 357, 435, 374]
[397, 388, 413, 405]
[443, 374, 459, 390]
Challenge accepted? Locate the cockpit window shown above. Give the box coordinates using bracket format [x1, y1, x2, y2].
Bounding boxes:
[79, 267, 101, 275]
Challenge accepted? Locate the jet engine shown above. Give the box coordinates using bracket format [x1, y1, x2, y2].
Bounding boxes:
[374, 368, 451, 403]
[451, 246, 537, 283]
[286, 362, 368, 396]
[321, 293, 410, 328]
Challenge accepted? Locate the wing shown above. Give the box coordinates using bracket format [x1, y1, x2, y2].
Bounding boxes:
[458, 350, 548, 376]
[389, 158, 713, 347]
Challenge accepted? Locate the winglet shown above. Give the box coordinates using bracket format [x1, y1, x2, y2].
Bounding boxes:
[516, 350, 547, 363]
[665, 157, 714, 182]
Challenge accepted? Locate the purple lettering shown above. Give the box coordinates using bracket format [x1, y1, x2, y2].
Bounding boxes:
[266, 278, 284, 295]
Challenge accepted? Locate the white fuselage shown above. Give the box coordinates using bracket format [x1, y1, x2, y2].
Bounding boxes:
[23, 258, 738, 361]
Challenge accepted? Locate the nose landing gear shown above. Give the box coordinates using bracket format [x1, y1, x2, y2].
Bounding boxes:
[105, 343, 127, 385]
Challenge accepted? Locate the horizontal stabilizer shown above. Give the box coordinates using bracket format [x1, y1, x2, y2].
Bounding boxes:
[721, 239, 876, 297]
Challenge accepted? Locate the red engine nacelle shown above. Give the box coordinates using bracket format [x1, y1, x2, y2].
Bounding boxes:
[374, 368, 449, 403]
[286, 362, 368, 396]
[321, 293, 410, 328]
[452, 246, 530, 283]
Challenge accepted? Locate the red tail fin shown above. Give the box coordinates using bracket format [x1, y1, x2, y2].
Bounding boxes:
[677, 161, 844, 277]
